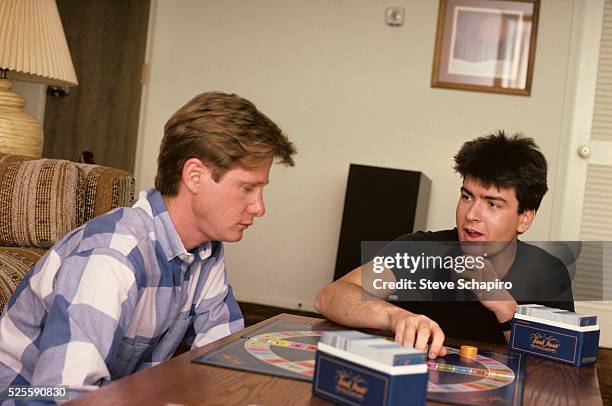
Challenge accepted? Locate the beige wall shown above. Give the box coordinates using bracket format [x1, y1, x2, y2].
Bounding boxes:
[135, 0, 575, 310]
[13, 82, 46, 124]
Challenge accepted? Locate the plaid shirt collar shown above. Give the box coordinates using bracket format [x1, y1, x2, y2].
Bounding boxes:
[134, 189, 215, 263]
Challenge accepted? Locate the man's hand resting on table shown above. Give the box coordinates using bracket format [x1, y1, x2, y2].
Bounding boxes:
[388, 307, 448, 359]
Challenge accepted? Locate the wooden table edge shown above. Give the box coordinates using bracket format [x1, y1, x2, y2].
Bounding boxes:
[65, 313, 327, 405]
[65, 313, 603, 405]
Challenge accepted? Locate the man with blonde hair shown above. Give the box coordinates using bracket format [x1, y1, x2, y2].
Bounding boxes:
[0, 92, 296, 401]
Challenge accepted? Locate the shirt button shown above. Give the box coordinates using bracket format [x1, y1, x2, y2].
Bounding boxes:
[180, 254, 193, 263]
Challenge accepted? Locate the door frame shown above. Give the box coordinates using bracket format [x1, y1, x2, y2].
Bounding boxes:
[550, 0, 605, 240]
[550, 0, 611, 348]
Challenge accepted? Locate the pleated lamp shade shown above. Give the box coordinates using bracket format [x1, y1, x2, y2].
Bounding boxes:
[0, 0, 78, 157]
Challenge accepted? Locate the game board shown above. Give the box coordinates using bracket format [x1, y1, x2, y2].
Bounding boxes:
[426, 347, 525, 406]
[192, 319, 526, 406]
[192, 319, 336, 381]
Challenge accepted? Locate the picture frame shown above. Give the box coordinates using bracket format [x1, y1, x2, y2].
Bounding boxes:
[431, 0, 540, 96]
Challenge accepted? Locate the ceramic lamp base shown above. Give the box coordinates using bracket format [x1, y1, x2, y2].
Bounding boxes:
[0, 78, 42, 157]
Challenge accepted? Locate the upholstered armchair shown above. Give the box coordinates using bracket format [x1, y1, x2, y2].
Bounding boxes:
[0, 153, 135, 312]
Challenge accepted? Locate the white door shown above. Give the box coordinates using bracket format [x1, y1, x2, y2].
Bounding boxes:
[553, 0, 612, 348]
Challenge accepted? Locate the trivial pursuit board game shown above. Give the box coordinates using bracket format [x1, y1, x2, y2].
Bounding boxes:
[192, 319, 526, 406]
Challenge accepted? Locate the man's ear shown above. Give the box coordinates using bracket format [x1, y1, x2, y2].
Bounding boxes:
[181, 158, 210, 194]
[517, 209, 536, 234]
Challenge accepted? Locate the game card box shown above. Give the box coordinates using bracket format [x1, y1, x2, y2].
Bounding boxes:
[313, 342, 428, 406]
[510, 313, 600, 366]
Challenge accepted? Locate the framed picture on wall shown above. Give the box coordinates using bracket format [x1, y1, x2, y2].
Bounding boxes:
[431, 0, 540, 96]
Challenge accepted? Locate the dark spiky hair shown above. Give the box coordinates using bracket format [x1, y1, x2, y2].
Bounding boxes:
[453, 131, 548, 213]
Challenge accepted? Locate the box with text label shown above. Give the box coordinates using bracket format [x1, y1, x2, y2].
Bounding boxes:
[509, 313, 600, 366]
[312, 342, 428, 406]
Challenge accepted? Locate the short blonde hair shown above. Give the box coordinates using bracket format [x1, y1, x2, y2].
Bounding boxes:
[155, 92, 296, 196]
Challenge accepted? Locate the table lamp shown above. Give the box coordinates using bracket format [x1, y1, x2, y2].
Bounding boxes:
[0, 0, 78, 157]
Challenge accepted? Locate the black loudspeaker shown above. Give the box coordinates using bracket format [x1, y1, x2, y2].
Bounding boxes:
[333, 164, 431, 280]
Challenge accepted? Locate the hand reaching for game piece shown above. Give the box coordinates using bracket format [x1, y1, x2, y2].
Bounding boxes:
[388, 308, 447, 359]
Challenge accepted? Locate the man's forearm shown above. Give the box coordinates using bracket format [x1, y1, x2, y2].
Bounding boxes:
[315, 272, 447, 358]
[314, 281, 405, 331]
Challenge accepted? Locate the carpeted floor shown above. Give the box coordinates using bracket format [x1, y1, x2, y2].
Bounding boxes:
[240, 301, 317, 327]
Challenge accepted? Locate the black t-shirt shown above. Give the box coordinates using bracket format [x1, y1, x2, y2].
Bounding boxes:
[386, 229, 575, 344]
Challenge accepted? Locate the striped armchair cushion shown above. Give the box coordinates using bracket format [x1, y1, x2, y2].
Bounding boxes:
[0, 156, 134, 313]
[0, 153, 33, 164]
[0, 159, 84, 248]
[0, 247, 46, 313]
[76, 163, 135, 221]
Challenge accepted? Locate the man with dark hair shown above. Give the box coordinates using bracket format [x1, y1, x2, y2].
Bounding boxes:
[453, 132, 548, 214]
[315, 131, 573, 359]
[0, 92, 296, 400]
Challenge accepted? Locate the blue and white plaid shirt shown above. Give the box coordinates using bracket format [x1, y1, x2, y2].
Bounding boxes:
[0, 189, 244, 401]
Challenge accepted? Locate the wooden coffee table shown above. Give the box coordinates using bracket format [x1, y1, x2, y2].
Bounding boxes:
[66, 313, 603, 405]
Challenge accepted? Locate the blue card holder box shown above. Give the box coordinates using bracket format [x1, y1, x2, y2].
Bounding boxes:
[312, 342, 428, 406]
[509, 313, 599, 366]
